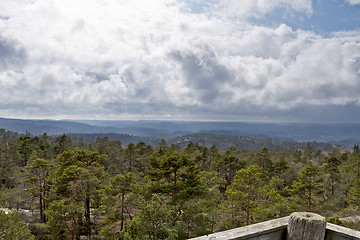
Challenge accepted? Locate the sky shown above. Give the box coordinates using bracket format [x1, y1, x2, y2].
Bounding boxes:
[0, 0, 359, 123]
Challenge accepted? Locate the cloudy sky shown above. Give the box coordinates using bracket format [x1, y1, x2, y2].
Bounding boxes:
[0, 0, 359, 122]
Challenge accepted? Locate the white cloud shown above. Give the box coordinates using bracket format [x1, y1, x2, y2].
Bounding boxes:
[346, 0, 360, 5]
[219, 0, 313, 18]
[0, 0, 359, 121]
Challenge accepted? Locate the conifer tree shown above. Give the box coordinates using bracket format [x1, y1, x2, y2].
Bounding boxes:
[0, 210, 35, 239]
[101, 171, 137, 238]
[47, 150, 106, 239]
[323, 156, 341, 197]
[147, 149, 206, 236]
[223, 165, 266, 226]
[25, 156, 52, 223]
[291, 161, 323, 211]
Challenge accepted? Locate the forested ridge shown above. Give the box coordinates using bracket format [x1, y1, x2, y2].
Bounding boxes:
[0, 128, 359, 239]
[69, 132, 339, 152]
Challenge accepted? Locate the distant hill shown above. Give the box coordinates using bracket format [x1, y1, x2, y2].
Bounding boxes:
[0, 117, 121, 135]
[168, 133, 339, 152]
[0, 117, 359, 147]
[73, 120, 360, 142]
[68, 133, 144, 146]
[68, 132, 338, 152]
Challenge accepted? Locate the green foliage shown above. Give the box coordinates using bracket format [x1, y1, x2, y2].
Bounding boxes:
[327, 216, 343, 225]
[146, 149, 207, 238]
[130, 195, 178, 240]
[323, 156, 341, 197]
[102, 139, 124, 174]
[346, 177, 360, 210]
[45, 199, 83, 239]
[18, 136, 35, 166]
[1, 129, 360, 238]
[25, 156, 52, 223]
[217, 154, 246, 190]
[341, 220, 360, 232]
[0, 210, 35, 240]
[54, 134, 73, 155]
[273, 157, 289, 178]
[29, 223, 52, 240]
[100, 172, 137, 237]
[223, 165, 266, 226]
[254, 147, 274, 173]
[147, 149, 206, 206]
[340, 152, 360, 192]
[291, 161, 323, 211]
[47, 150, 106, 239]
[302, 143, 314, 162]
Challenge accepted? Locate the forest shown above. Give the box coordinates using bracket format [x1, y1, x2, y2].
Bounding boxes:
[0, 128, 359, 240]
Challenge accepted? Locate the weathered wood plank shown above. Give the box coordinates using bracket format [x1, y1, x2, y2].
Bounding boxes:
[287, 212, 326, 240]
[188, 213, 360, 240]
[189, 216, 289, 240]
[325, 223, 360, 240]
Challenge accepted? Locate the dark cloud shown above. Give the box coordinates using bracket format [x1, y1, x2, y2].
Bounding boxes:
[189, 103, 360, 123]
[0, 37, 26, 70]
[87, 72, 109, 82]
[170, 48, 232, 103]
[275, 103, 360, 123]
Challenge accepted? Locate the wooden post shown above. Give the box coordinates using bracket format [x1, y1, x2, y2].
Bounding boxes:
[287, 212, 326, 240]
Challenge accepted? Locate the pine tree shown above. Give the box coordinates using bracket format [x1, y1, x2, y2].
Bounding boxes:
[146, 149, 206, 236]
[47, 150, 106, 239]
[346, 178, 360, 209]
[101, 172, 137, 237]
[223, 165, 266, 226]
[323, 156, 341, 197]
[25, 156, 52, 223]
[291, 161, 323, 211]
[0, 210, 35, 239]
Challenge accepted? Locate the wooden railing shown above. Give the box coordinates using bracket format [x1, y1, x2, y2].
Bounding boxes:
[189, 212, 360, 240]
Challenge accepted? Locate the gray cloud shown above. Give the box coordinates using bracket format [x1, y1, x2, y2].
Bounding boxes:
[0, 37, 26, 70]
[170, 47, 232, 103]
